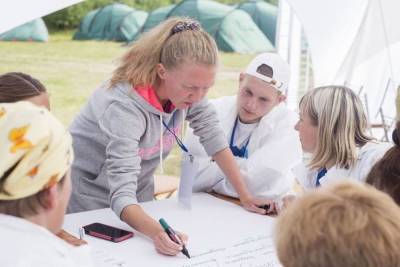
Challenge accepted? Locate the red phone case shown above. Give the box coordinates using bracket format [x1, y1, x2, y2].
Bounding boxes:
[84, 223, 134, 243]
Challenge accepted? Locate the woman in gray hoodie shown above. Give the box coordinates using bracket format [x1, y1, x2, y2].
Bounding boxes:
[68, 17, 273, 256]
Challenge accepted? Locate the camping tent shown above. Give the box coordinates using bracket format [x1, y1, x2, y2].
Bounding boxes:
[139, 5, 176, 33]
[236, 0, 278, 45]
[0, 18, 48, 42]
[138, 0, 273, 53]
[74, 3, 148, 42]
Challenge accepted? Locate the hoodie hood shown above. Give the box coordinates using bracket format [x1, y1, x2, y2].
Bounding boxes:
[134, 84, 176, 113]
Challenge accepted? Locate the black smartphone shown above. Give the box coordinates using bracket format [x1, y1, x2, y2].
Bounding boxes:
[83, 222, 134, 242]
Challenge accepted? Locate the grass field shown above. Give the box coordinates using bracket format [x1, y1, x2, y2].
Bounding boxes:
[0, 31, 255, 176]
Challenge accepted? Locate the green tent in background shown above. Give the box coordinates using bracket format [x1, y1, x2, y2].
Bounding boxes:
[139, 5, 176, 33]
[74, 3, 148, 42]
[0, 19, 48, 42]
[137, 0, 274, 53]
[237, 0, 278, 45]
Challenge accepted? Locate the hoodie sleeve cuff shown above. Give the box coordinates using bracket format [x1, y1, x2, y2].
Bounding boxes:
[111, 195, 139, 219]
[202, 133, 228, 157]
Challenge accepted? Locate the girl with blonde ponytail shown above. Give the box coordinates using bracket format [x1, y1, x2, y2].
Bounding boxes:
[68, 17, 272, 256]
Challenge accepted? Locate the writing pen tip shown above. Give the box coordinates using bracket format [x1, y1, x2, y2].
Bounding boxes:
[182, 248, 190, 259]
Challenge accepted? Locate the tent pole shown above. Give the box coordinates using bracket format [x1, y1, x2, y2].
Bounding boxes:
[275, 0, 283, 51]
[375, 78, 391, 118]
[304, 47, 310, 91]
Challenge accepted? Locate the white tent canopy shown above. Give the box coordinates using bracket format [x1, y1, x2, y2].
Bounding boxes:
[0, 0, 83, 34]
[285, 0, 399, 124]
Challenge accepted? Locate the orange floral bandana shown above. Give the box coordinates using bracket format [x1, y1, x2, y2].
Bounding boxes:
[0, 102, 73, 200]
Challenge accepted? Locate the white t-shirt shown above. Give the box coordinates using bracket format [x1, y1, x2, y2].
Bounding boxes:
[231, 119, 258, 148]
[293, 142, 392, 190]
[0, 214, 93, 267]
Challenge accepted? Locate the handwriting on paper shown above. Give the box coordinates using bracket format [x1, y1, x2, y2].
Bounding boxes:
[92, 249, 127, 267]
[182, 235, 281, 267]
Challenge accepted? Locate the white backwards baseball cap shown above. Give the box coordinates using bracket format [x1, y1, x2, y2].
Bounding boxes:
[245, 52, 290, 93]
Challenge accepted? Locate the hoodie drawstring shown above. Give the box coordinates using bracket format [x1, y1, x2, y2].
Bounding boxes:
[181, 109, 186, 141]
[159, 114, 164, 174]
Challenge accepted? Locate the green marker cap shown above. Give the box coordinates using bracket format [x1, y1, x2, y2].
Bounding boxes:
[159, 218, 170, 231]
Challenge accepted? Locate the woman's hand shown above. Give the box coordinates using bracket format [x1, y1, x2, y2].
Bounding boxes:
[153, 230, 188, 256]
[121, 204, 189, 256]
[240, 194, 278, 215]
[213, 149, 279, 216]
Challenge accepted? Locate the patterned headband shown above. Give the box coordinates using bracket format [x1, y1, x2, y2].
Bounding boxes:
[171, 21, 201, 35]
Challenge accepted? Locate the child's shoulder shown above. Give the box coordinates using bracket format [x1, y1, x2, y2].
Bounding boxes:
[358, 141, 392, 162]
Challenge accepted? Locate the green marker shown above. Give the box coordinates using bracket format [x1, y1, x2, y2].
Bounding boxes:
[159, 218, 190, 259]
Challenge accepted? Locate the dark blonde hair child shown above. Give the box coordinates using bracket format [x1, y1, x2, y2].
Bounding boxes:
[276, 181, 400, 267]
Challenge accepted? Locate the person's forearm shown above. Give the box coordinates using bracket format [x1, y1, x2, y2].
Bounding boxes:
[120, 204, 163, 239]
[213, 148, 251, 199]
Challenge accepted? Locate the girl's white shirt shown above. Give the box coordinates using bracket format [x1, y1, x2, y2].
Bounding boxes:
[0, 214, 93, 267]
[293, 142, 392, 190]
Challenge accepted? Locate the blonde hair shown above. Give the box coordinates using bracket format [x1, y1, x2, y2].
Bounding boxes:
[110, 17, 218, 88]
[299, 85, 373, 169]
[276, 181, 400, 267]
[0, 175, 66, 218]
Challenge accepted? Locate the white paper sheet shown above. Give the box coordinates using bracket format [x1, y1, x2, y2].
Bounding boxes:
[63, 193, 281, 267]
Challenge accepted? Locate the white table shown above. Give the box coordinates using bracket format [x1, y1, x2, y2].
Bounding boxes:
[64, 193, 282, 267]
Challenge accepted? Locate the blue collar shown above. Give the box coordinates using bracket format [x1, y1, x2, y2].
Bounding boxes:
[316, 168, 328, 187]
[229, 117, 251, 158]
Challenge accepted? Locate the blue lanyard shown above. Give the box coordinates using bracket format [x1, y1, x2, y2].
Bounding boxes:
[229, 117, 251, 158]
[316, 168, 327, 187]
[162, 113, 190, 154]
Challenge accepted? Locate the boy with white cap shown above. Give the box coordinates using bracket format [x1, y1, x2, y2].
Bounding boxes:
[183, 53, 302, 206]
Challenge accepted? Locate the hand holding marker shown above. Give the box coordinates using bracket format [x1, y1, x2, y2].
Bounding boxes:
[258, 204, 277, 215]
[258, 204, 270, 212]
[159, 218, 190, 258]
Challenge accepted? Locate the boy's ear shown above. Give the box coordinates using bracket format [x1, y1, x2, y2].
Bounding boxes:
[239, 72, 245, 83]
[156, 63, 167, 80]
[41, 184, 58, 210]
[278, 94, 287, 103]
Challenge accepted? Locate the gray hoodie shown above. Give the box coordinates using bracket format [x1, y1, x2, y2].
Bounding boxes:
[67, 81, 227, 217]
